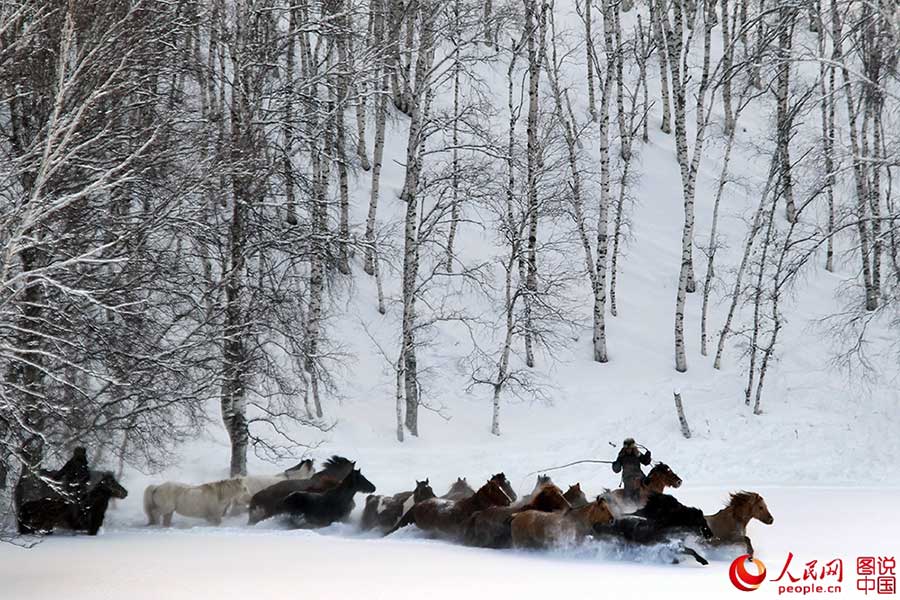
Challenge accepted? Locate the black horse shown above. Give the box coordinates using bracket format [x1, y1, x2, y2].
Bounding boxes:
[18, 472, 128, 536]
[249, 456, 354, 525]
[14, 447, 91, 511]
[594, 493, 713, 565]
[283, 468, 376, 528]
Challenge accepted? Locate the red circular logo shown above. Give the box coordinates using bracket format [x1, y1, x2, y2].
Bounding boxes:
[729, 554, 767, 592]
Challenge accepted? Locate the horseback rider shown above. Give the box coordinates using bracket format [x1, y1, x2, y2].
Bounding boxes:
[53, 446, 90, 504]
[611, 438, 652, 501]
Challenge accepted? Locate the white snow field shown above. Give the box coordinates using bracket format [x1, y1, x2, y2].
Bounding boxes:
[1, 487, 898, 600]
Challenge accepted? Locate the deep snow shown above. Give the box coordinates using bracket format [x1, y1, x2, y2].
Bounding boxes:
[2, 487, 897, 600]
[3, 0, 899, 598]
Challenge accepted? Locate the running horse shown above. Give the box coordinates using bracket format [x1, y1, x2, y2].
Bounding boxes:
[563, 483, 588, 508]
[283, 468, 376, 528]
[463, 484, 570, 549]
[595, 493, 713, 565]
[441, 477, 475, 501]
[705, 491, 774, 558]
[248, 456, 355, 524]
[510, 496, 614, 549]
[602, 463, 682, 517]
[385, 479, 512, 539]
[361, 479, 436, 533]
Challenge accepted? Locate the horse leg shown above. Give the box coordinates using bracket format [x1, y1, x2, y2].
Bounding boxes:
[163, 512, 173, 527]
[681, 545, 709, 566]
[744, 536, 754, 559]
[229, 499, 246, 516]
[206, 508, 223, 526]
[17, 519, 34, 535]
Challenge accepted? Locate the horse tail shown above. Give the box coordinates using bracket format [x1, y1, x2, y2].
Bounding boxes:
[383, 506, 415, 537]
[143, 485, 157, 524]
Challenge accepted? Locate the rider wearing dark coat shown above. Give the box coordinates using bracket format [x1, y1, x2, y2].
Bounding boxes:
[612, 438, 652, 501]
[53, 446, 90, 504]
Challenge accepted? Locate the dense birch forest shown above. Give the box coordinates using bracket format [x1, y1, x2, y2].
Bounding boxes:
[0, 0, 898, 489]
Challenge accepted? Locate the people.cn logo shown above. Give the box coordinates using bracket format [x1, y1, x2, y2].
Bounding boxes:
[730, 554, 768, 592]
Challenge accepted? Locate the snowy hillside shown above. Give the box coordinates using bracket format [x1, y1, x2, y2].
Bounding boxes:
[157, 0, 900, 489]
[2, 0, 899, 597]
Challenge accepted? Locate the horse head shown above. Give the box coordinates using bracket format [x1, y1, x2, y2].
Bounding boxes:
[731, 491, 774, 525]
[490, 472, 517, 503]
[414, 479, 435, 502]
[444, 477, 474, 499]
[477, 479, 513, 508]
[529, 485, 569, 512]
[564, 483, 588, 507]
[532, 474, 553, 494]
[349, 469, 376, 494]
[586, 496, 615, 527]
[754, 495, 774, 525]
[96, 473, 128, 500]
[645, 463, 682, 491]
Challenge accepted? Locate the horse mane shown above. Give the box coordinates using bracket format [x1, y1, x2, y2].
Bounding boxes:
[89, 470, 114, 486]
[728, 491, 759, 506]
[727, 491, 759, 519]
[322, 456, 353, 473]
[285, 458, 313, 473]
[200, 478, 244, 501]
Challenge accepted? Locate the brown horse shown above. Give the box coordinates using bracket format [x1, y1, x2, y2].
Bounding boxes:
[489, 472, 517, 503]
[563, 483, 588, 508]
[441, 477, 475, 501]
[463, 484, 570, 549]
[513, 474, 553, 508]
[603, 463, 682, 517]
[360, 479, 436, 532]
[705, 491, 774, 558]
[510, 496, 614, 549]
[386, 479, 512, 539]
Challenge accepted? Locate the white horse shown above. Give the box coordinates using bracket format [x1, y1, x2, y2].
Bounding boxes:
[144, 478, 249, 526]
[230, 458, 315, 514]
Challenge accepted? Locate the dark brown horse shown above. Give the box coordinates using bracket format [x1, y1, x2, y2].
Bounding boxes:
[563, 483, 588, 508]
[489, 472, 517, 503]
[705, 491, 774, 558]
[603, 463, 682, 517]
[360, 479, 436, 532]
[283, 468, 376, 528]
[463, 484, 570, 549]
[18, 472, 128, 536]
[596, 493, 713, 565]
[513, 474, 553, 508]
[441, 477, 475, 501]
[510, 496, 614, 549]
[249, 456, 354, 524]
[386, 479, 512, 539]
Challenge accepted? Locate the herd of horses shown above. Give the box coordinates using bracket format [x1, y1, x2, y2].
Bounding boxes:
[138, 455, 773, 565]
[18, 454, 774, 566]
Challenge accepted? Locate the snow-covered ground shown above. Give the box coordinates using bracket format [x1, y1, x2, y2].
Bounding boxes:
[3, 0, 898, 597]
[2, 487, 897, 599]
